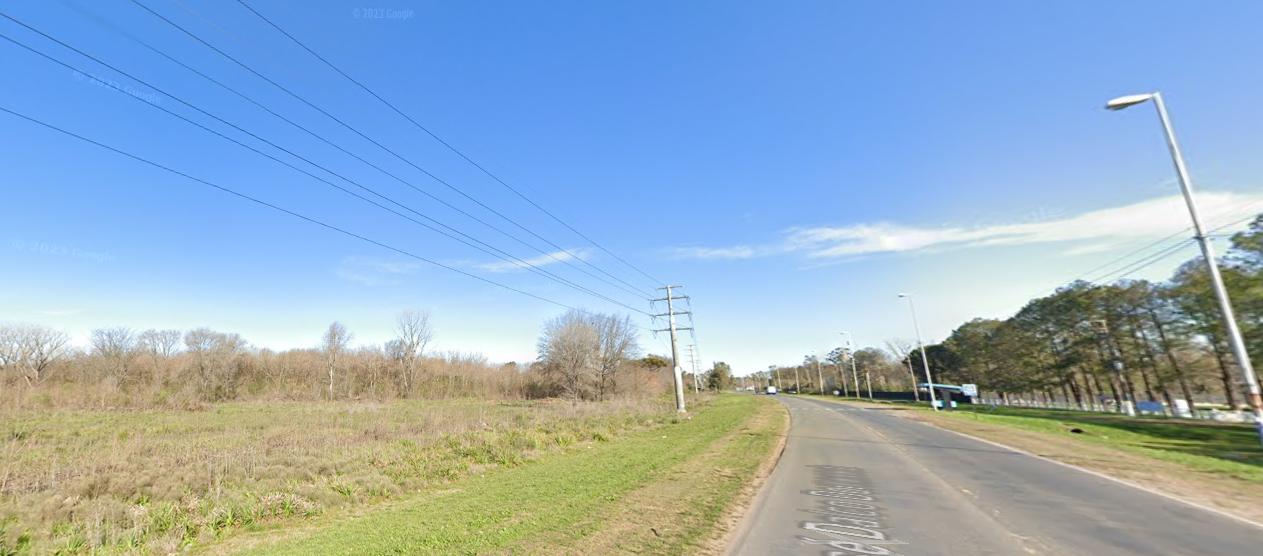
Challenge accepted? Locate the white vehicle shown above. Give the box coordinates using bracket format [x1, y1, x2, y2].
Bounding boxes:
[766, 385, 778, 395]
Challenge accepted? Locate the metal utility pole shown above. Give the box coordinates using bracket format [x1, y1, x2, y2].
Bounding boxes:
[1107, 91, 1263, 443]
[652, 285, 691, 413]
[841, 332, 861, 401]
[793, 365, 801, 394]
[866, 369, 874, 400]
[816, 357, 825, 395]
[684, 306, 704, 394]
[899, 294, 939, 411]
[903, 350, 920, 402]
[686, 344, 701, 394]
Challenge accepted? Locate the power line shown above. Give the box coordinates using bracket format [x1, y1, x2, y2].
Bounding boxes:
[1073, 228, 1192, 282]
[128, 0, 656, 298]
[234, 0, 665, 290]
[48, 3, 651, 302]
[1028, 202, 1263, 301]
[0, 21, 650, 316]
[1088, 240, 1197, 286]
[0, 105, 596, 314]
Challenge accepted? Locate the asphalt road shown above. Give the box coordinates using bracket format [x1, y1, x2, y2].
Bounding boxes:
[728, 395, 1263, 555]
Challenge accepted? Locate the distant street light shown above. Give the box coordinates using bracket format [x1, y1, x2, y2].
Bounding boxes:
[840, 331, 861, 401]
[899, 293, 939, 411]
[1107, 91, 1263, 444]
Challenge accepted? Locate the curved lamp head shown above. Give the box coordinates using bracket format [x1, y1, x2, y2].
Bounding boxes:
[1106, 93, 1154, 111]
[897, 293, 910, 298]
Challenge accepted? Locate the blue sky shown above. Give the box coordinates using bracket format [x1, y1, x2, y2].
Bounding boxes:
[3, 0, 1263, 373]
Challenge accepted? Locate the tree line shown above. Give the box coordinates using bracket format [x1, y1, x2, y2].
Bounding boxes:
[753, 215, 1263, 414]
[0, 309, 674, 409]
[753, 344, 917, 397]
[919, 215, 1263, 412]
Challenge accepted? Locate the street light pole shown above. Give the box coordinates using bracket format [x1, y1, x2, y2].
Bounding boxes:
[903, 348, 920, 402]
[816, 356, 825, 395]
[841, 331, 861, 401]
[899, 294, 939, 411]
[1108, 91, 1263, 444]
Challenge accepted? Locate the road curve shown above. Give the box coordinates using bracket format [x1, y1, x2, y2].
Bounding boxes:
[727, 395, 1262, 555]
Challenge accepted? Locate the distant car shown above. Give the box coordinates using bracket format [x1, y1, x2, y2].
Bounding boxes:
[766, 386, 778, 395]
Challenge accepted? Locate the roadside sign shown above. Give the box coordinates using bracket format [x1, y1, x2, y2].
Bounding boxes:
[961, 384, 978, 397]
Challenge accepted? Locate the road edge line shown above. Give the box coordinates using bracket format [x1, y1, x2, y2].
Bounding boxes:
[877, 405, 1263, 532]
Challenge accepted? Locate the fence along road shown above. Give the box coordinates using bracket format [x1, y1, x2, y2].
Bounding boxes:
[727, 395, 1262, 555]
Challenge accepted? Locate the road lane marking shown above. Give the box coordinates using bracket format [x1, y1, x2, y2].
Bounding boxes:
[797, 464, 907, 555]
[804, 398, 1049, 554]
[898, 415, 1263, 532]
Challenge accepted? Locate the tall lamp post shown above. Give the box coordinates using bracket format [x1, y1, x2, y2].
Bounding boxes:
[1107, 92, 1263, 444]
[840, 331, 861, 401]
[899, 293, 938, 411]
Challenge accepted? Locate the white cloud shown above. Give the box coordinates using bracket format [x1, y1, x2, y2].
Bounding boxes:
[671, 191, 1263, 261]
[37, 309, 81, 317]
[337, 256, 423, 286]
[477, 248, 589, 273]
[664, 245, 761, 260]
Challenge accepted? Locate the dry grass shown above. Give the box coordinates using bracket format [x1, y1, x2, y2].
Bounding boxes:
[0, 397, 670, 554]
[216, 394, 775, 555]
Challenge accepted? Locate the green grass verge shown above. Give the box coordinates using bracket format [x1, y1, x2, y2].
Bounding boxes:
[224, 394, 777, 554]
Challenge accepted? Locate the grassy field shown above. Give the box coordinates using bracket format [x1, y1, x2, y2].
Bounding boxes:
[0, 397, 676, 554]
[219, 394, 785, 554]
[0, 394, 783, 554]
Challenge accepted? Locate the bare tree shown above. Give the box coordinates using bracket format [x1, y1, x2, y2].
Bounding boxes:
[138, 329, 182, 359]
[185, 328, 247, 401]
[92, 327, 137, 383]
[595, 314, 639, 400]
[7, 325, 71, 386]
[0, 325, 20, 370]
[537, 310, 600, 400]
[884, 338, 920, 400]
[390, 310, 432, 395]
[322, 322, 352, 400]
[139, 328, 182, 381]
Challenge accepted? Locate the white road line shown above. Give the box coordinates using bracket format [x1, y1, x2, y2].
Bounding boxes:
[838, 402, 1263, 532]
